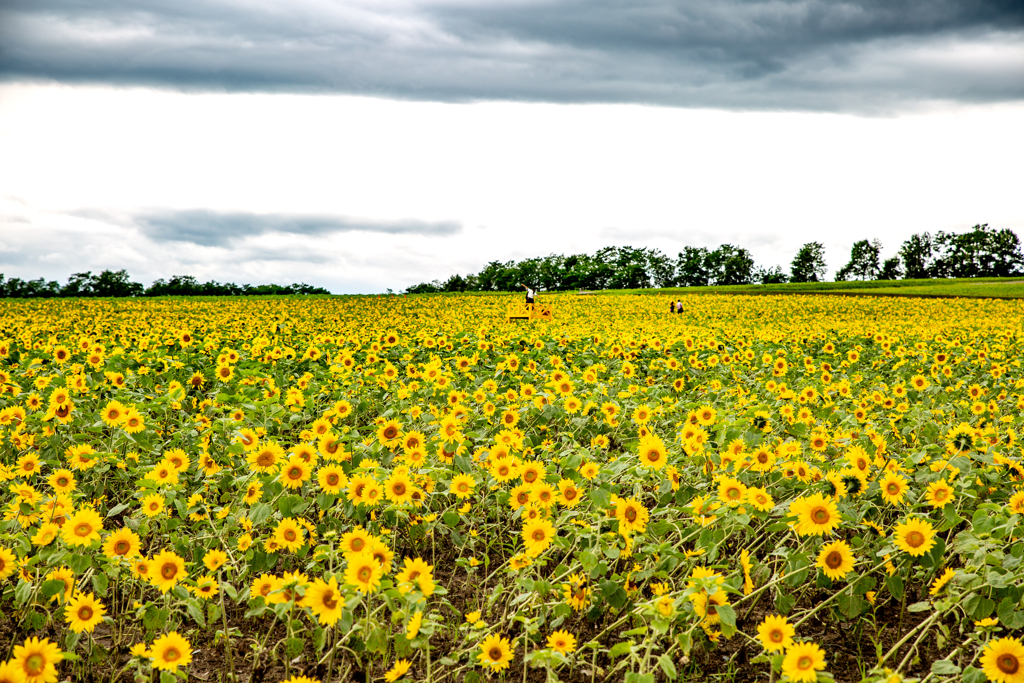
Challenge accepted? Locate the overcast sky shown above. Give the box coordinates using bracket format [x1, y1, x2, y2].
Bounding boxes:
[1, 0, 1022, 293]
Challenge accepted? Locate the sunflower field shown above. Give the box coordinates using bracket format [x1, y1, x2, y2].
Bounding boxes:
[1, 293, 1023, 683]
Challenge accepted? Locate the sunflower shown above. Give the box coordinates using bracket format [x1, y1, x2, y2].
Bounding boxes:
[782, 642, 827, 683]
[746, 486, 774, 512]
[102, 528, 141, 560]
[302, 576, 344, 626]
[64, 591, 105, 633]
[637, 434, 668, 469]
[518, 461, 545, 486]
[1010, 490, 1024, 516]
[202, 549, 228, 572]
[789, 493, 841, 537]
[396, 557, 434, 594]
[377, 419, 403, 449]
[546, 630, 577, 654]
[150, 631, 192, 671]
[562, 573, 590, 611]
[12, 636, 63, 683]
[718, 477, 747, 507]
[756, 614, 794, 652]
[816, 540, 855, 580]
[477, 634, 514, 671]
[369, 538, 395, 574]
[924, 479, 955, 508]
[151, 550, 187, 593]
[141, 493, 165, 517]
[313, 464, 344, 495]
[879, 471, 909, 505]
[981, 637, 1024, 683]
[385, 659, 412, 682]
[247, 442, 284, 473]
[345, 552, 384, 594]
[62, 508, 103, 547]
[522, 518, 556, 557]
[121, 409, 145, 434]
[250, 573, 277, 601]
[274, 518, 306, 553]
[279, 456, 312, 490]
[0, 547, 17, 580]
[385, 471, 415, 505]
[340, 528, 373, 556]
[615, 497, 650, 536]
[242, 481, 263, 505]
[450, 473, 476, 499]
[32, 523, 61, 547]
[557, 479, 582, 507]
[929, 567, 956, 596]
[578, 462, 600, 480]
[893, 518, 937, 557]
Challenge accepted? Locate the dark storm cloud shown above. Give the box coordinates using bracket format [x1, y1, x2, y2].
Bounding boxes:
[72, 208, 462, 246]
[0, 0, 1022, 111]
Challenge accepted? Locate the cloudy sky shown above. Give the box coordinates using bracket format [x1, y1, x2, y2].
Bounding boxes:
[1, 0, 1022, 293]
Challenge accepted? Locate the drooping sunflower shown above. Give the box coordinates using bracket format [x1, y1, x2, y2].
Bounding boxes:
[150, 631, 192, 671]
[477, 634, 514, 671]
[929, 567, 956, 596]
[789, 493, 841, 537]
[981, 636, 1024, 683]
[781, 642, 827, 683]
[756, 614, 794, 652]
[815, 540, 855, 580]
[562, 573, 590, 611]
[893, 518, 937, 557]
[0, 546, 18, 581]
[385, 659, 412, 683]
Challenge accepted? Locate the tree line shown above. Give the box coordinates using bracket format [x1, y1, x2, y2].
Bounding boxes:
[0, 271, 330, 298]
[406, 224, 1024, 293]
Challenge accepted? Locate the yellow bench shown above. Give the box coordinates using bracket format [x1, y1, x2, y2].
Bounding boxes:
[506, 302, 554, 322]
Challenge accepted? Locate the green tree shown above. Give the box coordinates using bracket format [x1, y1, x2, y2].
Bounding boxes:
[898, 233, 932, 279]
[837, 239, 882, 281]
[790, 242, 826, 283]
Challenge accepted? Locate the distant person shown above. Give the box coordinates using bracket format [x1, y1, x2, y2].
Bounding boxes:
[519, 283, 535, 306]
[670, 301, 676, 314]
[676, 299, 683, 314]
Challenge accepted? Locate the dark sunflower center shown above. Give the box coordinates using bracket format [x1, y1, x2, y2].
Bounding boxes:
[161, 563, 177, 579]
[907, 531, 924, 547]
[114, 540, 130, 555]
[284, 529, 297, 542]
[323, 591, 338, 609]
[75, 523, 92, 537]
[811, 508, 829, 524]
[78, 606, 93, 620]
[998, 654, 1019, 674]
[798, 656, 812, 670]
[392, 483, 406, 496]
[489, 647, 503, 661]
[825, 552, 843, 569]
[625, 508, 638, 522]
[26, 654, 44, 674]
[164, 647, 180, 662]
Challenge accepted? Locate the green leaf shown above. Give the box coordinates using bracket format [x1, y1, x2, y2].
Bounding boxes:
[278, 495, 308, 518]
[590, 487, 611, 508]
[908, 601, 932, 613]
[68, 553, 92, 575]
[105, 502, 130, 518]
[716, 604, 736, 628]
[657, 654, 678, 680]
[885, 575, 904, 601]
[41, 579, 67, 599]
[454, 454, 474, 473]
[600, 580, 629, 609]
[962, 666, 987, 683]
[609, 640, 635, 658]
[931, 660, 961, 675]
[997, 597, 1024, 629]
[92, 573, 109, 597]
[249, 503, 273, 525]
[185, 598, 206, 627]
